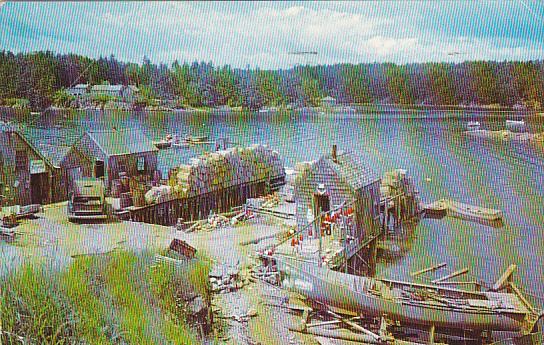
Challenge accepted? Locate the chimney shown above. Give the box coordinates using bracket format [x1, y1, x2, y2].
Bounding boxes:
[332, 144, 338, 163]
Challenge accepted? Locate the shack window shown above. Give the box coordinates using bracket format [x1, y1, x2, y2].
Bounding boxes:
[137, 156, 145, 171]
[15, 150, 27, 171]
[94, 160, 105, 178]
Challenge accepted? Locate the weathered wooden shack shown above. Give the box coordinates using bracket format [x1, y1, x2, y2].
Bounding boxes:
[0, 125, 56, 206]
[75, 128, 158, 191]
[294, 146, 382, 274]
[35, 143, 94, 202]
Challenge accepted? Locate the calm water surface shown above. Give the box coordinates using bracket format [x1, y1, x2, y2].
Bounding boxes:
[9, 109, 544, 305]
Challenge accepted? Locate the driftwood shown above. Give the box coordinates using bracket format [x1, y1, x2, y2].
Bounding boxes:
[432, 268, 469, 284]
[410, 262, 447, 277]
[434, 281, 480, 287]
[492, 264, 516, 291]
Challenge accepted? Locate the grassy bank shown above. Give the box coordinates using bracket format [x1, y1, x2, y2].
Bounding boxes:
[0, 251, 211, 344]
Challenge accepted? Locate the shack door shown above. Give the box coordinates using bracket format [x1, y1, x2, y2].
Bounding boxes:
[67, 167, 82, 192]
[30, 173, 47, 204]
[94, 160, 105, 178]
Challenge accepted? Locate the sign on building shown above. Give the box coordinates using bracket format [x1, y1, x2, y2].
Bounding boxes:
[137, 156, 145, 171]
[30, 160, 46, 174]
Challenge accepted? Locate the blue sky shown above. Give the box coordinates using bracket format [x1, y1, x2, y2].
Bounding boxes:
[1, 1, 543, 68]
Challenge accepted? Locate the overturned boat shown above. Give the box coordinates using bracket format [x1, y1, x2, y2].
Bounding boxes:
[273, 257, 542, 335]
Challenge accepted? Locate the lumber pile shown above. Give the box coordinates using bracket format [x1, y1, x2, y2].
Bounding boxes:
[170, 144, 285, 198]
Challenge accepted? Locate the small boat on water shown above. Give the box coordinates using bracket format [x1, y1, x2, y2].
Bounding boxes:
[153, 134, 173, 149]
[185, 135, 209, 144]
[153, 140, 172, 149]
[172, 141, 189, 148]
[447, 199, 502, 222]
[506, 119, 525, 127]
[466, 121, 480, 130]
[272, 257, 542, 335]
[424, 198, 503, 225]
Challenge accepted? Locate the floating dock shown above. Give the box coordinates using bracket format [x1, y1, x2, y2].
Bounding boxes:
[424, 199, 503, 226]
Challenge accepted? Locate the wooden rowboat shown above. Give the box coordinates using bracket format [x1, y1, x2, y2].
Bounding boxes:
[274, 257, 542, 335]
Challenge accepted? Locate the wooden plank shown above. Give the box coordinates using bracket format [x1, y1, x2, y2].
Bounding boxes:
[509, 282, 537, 314]
[431, 268, 469, 284]
[492, 264, 516, 291]
[306, 316, 361, 328]
[434, 281, 479, 286]
[327, 310, 380, 340]
[410, 263, 447, 277]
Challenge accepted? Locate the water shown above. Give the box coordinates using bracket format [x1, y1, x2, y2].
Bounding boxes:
[6, 109, 544, 305]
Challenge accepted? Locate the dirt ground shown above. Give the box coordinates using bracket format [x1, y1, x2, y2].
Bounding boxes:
[0, 202, 323, 345]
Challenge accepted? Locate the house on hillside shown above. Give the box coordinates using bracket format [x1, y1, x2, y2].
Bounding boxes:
[90, 85, 140, 103]
[66, 84, 90, 98]
[75, 128, 158, 190]
[321, 96, 337, 107]
[294, 145, 381, 244]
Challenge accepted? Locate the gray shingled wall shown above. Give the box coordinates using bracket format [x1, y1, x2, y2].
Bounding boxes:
[294, 153, 381, 242]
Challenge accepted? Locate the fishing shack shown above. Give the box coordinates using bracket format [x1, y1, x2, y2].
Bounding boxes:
[293, 145, 382, 275]
[75, 128, 159, 192]
[35, 143, 94, 202]
[0, 124, 56, 206]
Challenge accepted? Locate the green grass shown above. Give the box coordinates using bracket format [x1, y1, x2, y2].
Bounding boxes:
[0, 251, 210, 344]
[0, 265, 75, 344]
[60, 256, 111, 345]
[148, 255, 212, 344]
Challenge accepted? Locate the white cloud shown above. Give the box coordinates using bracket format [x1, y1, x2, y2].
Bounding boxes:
[2, 1, 544, 68]
[362, 36, 418, 56]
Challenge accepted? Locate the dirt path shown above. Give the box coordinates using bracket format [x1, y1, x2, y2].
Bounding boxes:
[175, 218, 314, 345]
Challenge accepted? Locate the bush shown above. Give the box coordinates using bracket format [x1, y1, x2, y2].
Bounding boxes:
[2, 98, 30, 108]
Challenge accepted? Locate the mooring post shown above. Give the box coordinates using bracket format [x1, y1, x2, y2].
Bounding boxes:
[368, 236, 378, 277]
[428, 324, 435, 345]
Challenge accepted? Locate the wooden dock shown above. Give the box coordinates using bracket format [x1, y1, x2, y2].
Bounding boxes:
[123, 176, 285, 226]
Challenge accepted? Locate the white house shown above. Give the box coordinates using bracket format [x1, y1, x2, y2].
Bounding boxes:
[90, 85, 140, 103]
[321, 96, 336, 107]
[66, 84, 90, 98]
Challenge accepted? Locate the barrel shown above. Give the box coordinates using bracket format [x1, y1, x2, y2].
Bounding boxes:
[132, 187, 146, 208]
[120, 192, 133, 209]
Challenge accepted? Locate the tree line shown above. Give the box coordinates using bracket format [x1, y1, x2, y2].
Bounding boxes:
[0, 50, 543, 111]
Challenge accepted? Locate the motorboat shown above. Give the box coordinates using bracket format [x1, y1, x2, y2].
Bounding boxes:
[185, 135, 209, 144]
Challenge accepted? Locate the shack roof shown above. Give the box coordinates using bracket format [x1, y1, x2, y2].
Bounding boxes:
[322, 96, 336, 101]
[296, 151, 379, 194]
[323, 153, 379, 190]
[34, 143, 72, 168]
[0, 126, 57, 169]
[85, 128, 158, 156]
[71, 84, 89, 89]
[91, 84, 124, 92]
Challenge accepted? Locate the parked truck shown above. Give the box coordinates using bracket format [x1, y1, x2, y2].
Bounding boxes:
[67, 178, 108, 222]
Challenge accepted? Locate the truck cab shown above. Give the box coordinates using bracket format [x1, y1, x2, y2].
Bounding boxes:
[67, 178, 108, 222]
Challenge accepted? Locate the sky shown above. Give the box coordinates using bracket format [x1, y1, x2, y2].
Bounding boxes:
[1, 1, 543, 69]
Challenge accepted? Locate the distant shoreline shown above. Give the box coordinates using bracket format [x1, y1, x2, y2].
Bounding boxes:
[0, 104, 540, 119]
